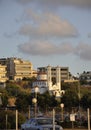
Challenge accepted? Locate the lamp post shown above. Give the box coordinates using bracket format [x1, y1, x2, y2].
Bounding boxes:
[32, 98, 37, 118]
[35, 86, 39, 99]
[78, 81, 81, 111]
[60, 103, 64, 122]
[77, 73, 81, 111]
[16, 109, 18, 130]
[77, 73, 81, 127]
[35, 86, 39, 113]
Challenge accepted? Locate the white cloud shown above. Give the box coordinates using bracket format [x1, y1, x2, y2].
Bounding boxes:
[18, 41, 74, 56]
[75, 43, 91, 60]
[88, 33, 91, 37]
[18, 41, 91, 61]
[19, 11, 78, 38]
[16, 1, 91, 61]
[16, 0, 91, 9]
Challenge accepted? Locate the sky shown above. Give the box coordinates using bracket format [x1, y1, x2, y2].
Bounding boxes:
[0, 0, 91, 76]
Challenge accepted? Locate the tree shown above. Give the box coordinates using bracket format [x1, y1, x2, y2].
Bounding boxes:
[0, 110, 26, 129]
[37, 91, 58, 112]
[6, 83, 20, 97]
[15, 92, 30, 112]
[80, 91, 91, 109]
[62, 89, 79, 111]
[0, 88, 8, 107]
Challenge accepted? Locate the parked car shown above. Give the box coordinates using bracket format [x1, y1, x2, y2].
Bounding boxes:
[21, 117, 63, 130]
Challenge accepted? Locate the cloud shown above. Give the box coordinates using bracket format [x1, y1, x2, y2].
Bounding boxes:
[16, 0, 91, 9]
[18, 41, 74, 56]
[16, 0, 33, 4]
[18, 41, 91, 61]
[19, 11, 78, 38]
[88, 33, 91, 38]
[3, 32, 16, 38]
[75, 43, 91, 60]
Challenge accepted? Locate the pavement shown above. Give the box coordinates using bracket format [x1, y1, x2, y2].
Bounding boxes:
[63, 128, 88, 130]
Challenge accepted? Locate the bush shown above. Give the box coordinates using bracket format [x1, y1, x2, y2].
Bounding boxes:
[0, 109, 26, 129]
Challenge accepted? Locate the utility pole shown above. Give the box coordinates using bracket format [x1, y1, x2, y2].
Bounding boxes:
[53, 108, 55, 130]
[0, 93, 2, 106]
[28, 105, 30, 119]
[87, 108, 90, 130]
[16, 110, 18, 130]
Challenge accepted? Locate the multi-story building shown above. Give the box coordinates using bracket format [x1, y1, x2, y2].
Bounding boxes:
[0, 64, 8, 87]
[0, 58, 11, 78]
[79, 71, 91, 83]
[0, 57, 36, 81]
[37, 65, 69, 82]
[32, 65, 67, 97]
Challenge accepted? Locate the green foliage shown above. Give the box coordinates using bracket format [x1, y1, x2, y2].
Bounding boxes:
[22, 77, 37, 87]
[0, 88, 8, 107]
[1, 80, 91, 128]
[80, 91, 91, 109]
[61, 82, 78, 91]
[80, 79, 88, 85]
[22, 76, 36, 81]
[6, 83, 20, 97]
[38, 91, 58, 111]
[15, 92, 30, 112]
[62, 89, 79, 111]
[0, 110, 26, 129]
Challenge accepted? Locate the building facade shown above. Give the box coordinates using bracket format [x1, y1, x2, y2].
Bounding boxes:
[0, 64, 8, 87]
[37, 65, 69, 82]
[0, 57, 36, 81]
[32, 72, 48, 94]
[32, 65, 66, 97]
[79, 71, 91, 83]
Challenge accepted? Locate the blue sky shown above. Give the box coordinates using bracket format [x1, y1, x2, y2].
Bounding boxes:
[0, 0, 91, 76]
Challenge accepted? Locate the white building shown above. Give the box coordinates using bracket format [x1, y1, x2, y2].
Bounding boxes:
[32, 72, 48, 94]
[32, 65, 65, 97]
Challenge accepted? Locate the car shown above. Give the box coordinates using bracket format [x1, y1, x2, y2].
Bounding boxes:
[21, 117, 63, 130]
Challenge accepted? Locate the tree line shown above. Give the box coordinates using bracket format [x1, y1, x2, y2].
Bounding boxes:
[0, 79, 91, 128]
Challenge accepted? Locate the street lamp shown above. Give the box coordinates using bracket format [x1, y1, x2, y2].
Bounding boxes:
[77, 73, 81, 127]
[32, 98, 37, 118]
[32, 86, 39, 118]
[34, 86, 39, 99]
[60, 103, 64, 122]
[77, 73, 81, 111]
[35, 86, 39, 113]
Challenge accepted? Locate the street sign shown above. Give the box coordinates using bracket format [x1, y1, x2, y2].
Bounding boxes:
[70, 114, 75, 121]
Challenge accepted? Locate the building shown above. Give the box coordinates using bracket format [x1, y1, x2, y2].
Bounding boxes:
[0, 57, 36, 81]
[32, 72, 48, 94]
[37, 65, 69, 82]
[79, 71, 91, 83]
[32, 65, 66, 97]
[0, 64, 8, 87]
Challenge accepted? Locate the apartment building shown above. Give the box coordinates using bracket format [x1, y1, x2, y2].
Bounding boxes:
[0, 57, 36, 81]
[37, 65, 69, 82]
[0, 64, 8, 83]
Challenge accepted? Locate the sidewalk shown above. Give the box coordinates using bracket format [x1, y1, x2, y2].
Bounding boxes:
[63, 128, 88, 130]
